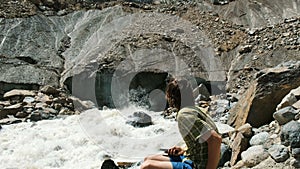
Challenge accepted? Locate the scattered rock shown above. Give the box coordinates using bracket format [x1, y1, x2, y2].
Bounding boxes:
[268, 144, 290, 162]
[241, 145, 269, 167]
[249, 131, 269, 146]
[273, 106, 298, 125]
[126, 111, 153, 127]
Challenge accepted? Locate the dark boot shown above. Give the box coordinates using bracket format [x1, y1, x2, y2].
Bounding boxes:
[101, 159, 119, 169]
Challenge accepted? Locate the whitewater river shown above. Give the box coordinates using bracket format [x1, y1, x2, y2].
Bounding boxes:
[0, 106, 182, 169]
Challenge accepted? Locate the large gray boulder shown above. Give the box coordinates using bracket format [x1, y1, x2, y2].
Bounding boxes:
[228, 61, 300, 128]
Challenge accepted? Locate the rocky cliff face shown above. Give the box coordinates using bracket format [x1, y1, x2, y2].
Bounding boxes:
[0, 0, 299, 106]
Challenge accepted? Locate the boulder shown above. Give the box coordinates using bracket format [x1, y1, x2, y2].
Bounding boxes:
[276, 86, 300, 110]
[281, 120, 300, 148]
[230, 132, 249, 166]
[126, 111, 152, 127]
[40, 85, 60, 95]
[241, 145, 269, 167]
[267, 144, 290, 163]
[249, 132, 269, 146]
[228, 61, 300, 128]
[69, 96, 95, 112]
[273, 106, 298, 125]
[3, 89, 35, 100]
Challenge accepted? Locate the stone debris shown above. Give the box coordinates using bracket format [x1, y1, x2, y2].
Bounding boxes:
[0, 86, 93, 125]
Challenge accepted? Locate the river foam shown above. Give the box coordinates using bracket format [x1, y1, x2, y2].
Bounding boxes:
[0, 106, 182, 169]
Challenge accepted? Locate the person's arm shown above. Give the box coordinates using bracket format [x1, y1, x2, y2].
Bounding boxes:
[205, 130, 222, 169]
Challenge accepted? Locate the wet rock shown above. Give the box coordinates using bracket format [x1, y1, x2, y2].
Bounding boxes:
[228, 61, 300, 128]
[249, 132, 269, 146]
[28, 111, 43, 122]
[126, 111, 152, 127]
[273, 106, 298, 125]
[281, 120, 300, 148]
[69, 96, 95, 112]
[241, 145, 269, 167]
[268, 144, 290, 162]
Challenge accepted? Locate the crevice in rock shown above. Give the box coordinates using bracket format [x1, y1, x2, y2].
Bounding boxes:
[15, 56, 37, 64]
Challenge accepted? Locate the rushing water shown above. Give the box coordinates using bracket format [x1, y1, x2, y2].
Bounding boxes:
[0, 106, 182, 169]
